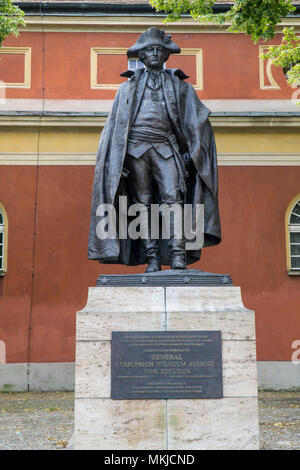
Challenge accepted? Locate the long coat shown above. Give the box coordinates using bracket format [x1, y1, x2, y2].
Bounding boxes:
[88, 68, 221, 266]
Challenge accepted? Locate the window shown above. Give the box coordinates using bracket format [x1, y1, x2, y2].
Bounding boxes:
[127, 59, 166, 71]
[128, 59, 145, 71]
[0, 212, 3, 270]
[0, 203, 7, 275]
[286, 195, 300, 274]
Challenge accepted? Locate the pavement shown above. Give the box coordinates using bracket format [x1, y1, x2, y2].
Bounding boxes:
[0, 390, 299, 450]
[258, 390, 300, 450]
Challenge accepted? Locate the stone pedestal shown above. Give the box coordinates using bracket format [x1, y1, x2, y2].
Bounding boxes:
[73, 286, 259, 450]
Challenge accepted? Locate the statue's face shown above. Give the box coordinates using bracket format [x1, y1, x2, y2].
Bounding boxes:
[139, 45, 168, 70]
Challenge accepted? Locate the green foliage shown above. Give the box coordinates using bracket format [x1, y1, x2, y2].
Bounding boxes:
[150, 0, 299, 88]
[219, 0, 295, 44]
[150, 0, 295, 43]
[150, 0, 215, 22]
[0, 0, 25, 46]
[262, 27, 300, 86]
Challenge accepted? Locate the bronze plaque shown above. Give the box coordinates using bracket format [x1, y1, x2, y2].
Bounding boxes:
[111, 331, 223, 399]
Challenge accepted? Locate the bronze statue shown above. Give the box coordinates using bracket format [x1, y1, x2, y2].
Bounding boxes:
[88, 28, 221, 272]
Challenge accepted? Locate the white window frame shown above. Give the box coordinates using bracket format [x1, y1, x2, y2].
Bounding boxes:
[286, 195, 300, 275]
[0, 214, 3, 273]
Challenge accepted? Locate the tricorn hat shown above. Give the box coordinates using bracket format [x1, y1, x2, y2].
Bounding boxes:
[127, 27, 181, 57]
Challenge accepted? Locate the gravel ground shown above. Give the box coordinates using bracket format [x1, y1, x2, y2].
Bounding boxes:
[0, 391, 299, 450]
[258, 391, 300, 450]
[0, 392, 74, 450]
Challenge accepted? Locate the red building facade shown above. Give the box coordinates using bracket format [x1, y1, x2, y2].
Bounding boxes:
[0, 1, 299, 390]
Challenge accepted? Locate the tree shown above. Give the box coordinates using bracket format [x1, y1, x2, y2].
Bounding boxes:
[263, 26, 300, 87]
[0, 0, 25, 46]
[150, 0, 299, 86]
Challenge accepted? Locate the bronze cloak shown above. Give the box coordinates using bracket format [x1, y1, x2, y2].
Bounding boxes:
[88, 68, 221, 266]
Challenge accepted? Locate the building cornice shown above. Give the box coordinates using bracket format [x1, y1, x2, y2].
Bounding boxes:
[11, 3, 248, 16]
[19, 16, 300, 34]
[14, 2, 300, 32]
[0, 111, 299, 128]
[14, 3, 300, 17]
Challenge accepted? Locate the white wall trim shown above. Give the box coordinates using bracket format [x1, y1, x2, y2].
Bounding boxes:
[218, 153, 300, 166]
[0, 152, 300, 166]
[20, 15, 300, 34]
[0, 99, 299, 114]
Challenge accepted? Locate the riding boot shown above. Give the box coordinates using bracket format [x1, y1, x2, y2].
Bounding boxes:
[168, 212, 186, 270]
[144, 239, 161, 273]
[169, 238, 186, 270]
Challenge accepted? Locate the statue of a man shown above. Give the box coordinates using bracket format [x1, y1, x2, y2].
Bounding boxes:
[88, 28, 221, 272]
